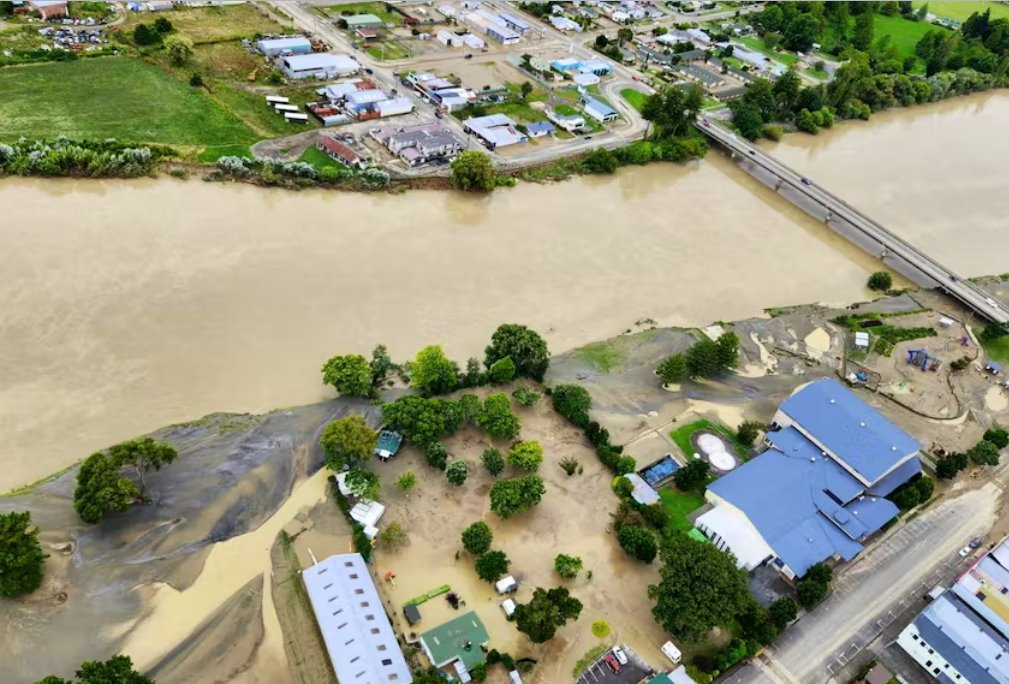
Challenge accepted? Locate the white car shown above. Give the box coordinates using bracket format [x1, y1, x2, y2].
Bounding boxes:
[612, 646, 628, 666]
[959, 545, 973, 558]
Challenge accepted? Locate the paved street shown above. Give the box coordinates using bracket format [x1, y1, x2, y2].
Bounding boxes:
[722, 483, 1000, 684]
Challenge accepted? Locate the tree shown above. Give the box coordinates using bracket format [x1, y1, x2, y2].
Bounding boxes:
[446, 460, 469, 485]
[937, 451, 969, 479]
[485, 324, 550, 381]
[737, 421, 763, 446]
[617, 27, 634, 45]
[716, 332, 739, 369]
[370, 344, 394, 387]
[381, 395, 455, 448]
[617, 524, 658, 563]
[132, 23, 161, 45]
[657, 353, 688, 384]
[686, 339, 723, 378]
[489, 475, 545, 518]
[488, 356, 516, 383]
[674, 458, 710, 492]
[796, 563, 833, 608]
[153, 16, 173, 34]
[451, 150, 495, 192]
[0, 511, 47, 597]
[165, 34, 194, 66]
[73, 452, 138, 524]
[476, 393, 520, 441]
[554, 553, 583, 579]
[783, 13, 820, 52]
[641, 84, 704, 140]
[769, 597, 798, 629]
[649, 533, 752, 642]
[462, 521, 493, 555]
[344, 466, 381, 500]
[513, 586, 583, 643]
[985, 428, 1009, 449]
[853, 12, 875, 51]
[320, 415, 377, 470]
[475, 549, 510, 582]
[507, 440, 544, 471]
[867, 271, 893, 291]
[321, 354, 373, 397]
[591, 619, 611, 638]
[773, 69, 803, 117]
[969, 439, 1001, 466]
[188, 72, 204, 87]
[551, 384, 592, 427]
[108, 437, 178, 499]
[796, 107, 820, 134]
[582, 149, 618, 174]
[395, 471, 417, 492]
[412, 345, 459, 395]
[730, 100, 764, 140]
[36, 655, 153, 684]
[595, 34, 609, 49]
[520, 81, 534, 101]
[899, 1, 913, 15]
[482, 447, 505, 476]
[378, 521, 409, 549]
[512, 386, 540, 406]
[425, 442, 449, 471]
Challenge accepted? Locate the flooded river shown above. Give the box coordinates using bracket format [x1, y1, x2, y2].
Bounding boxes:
[1, 91, 1007, 490]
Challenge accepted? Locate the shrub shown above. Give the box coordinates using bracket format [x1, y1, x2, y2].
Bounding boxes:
[488, 356, 517, 383]
[552, 384, 592, 427]
[867, 271, 893, 291]
[591, 619, 611, 638]
[613, 476, 635, 499]
[507, 441, 544, 471]
[482, 447, 505, 476]
[475, 549, 511, 582]
[378, 521, 409, 549]
[582, 148, 619, 174]
[461, 521, 493, 555]
[489, 475, 545, 518]
[936, 451, 969, 479]
[969, 439, 1001, 466]
[736, 420, 763, 446]
[616, 524, 657, 563]
[476, 393, 521, 441]
[559, 457, 579, 476]
[512, 386, 541, 406]
[395, 471, 417, 492]
[795, 563, 832, 609]
[425, 442, 449, 471]
[763, 124, 784, 141]
[446, 460, 469, 486]
[615, 455, 636, 475]
[554, 553, 583, 579]
[189, 72, 204, 87]
[585, 421, 610, 447]
[769, 597, 798, 629]
[984, 428, 1009, 449]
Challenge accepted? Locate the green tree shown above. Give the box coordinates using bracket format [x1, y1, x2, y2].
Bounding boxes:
[551, 384, 592, 427]
[425, 442, 449, 471]
[657, 353, 688, 384]
[108, 436, 178, 500]
[73, 452, 138, 524]
[867, 271, 893, 291]
[412, 345, 459, 395]
[476, 393, 521, 441]
[783, 13, 820, 52]
[773, 69, 803, 118]
[984, 428, 1009, 449]
[617, 27, 634, 44]
[613, 475, 635, 499]
[642, 84, 704, 139]
[165, 34, 194, 66]
[595, 34, 609, 49]
[796, 563, 833, 608]
[853, 12, 875, 51]
[475, 549, 511, 582]
[969, 439, 1001, 466]
[321, 354, 373, 397]
[344, 466, 381, 500]
[736, 420, 763, 446]
[188, 72, 204, 87]
[488, 356, 517, 383]
[507, 440, 544, 471]
[462, 521, 493, 555]
[582, 149, 619, 174]
[489, 475, 545, 518]
[451, 150, 496, 192]
[485, 324, 550, 381]
[153, 16, 173, 33]
[0, 511, 47, 597]
[446, 460, 469, 486]
[378, 521, 409, 549]
[554, 553, 583, 579]
[320, 415, 377, 470]
[395, 471, 417, 492]
[936, 451, 969, 479]
[730, 100, 765, 140]
[132, 23, 161, 45]
[796, 107, 820, 134]
[649, 533, 752, 642]
[686, 339, 723, 378]
[520, 81, 534, 101]
[769, 597, 798, 629]
[513, 586, 583, 643]
[716, 332, 740, 369]
[36, 655, 152, 684]
[370, 344, 394, 387]
[482, 446, 505, 476]
[674, 459, 710, 491]
[617, 524, 658, 563]
[381, 396, 454, 448]
[512, 386, 541, 406]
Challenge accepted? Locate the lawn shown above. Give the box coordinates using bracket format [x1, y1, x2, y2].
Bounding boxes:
[621, 88, 648, 112]
[327, 1, 402, 24]
[670, 419, 750, 459]
[573, 341, 622, 373]
[119, 4, 287, 44]
[506, 81, 548, 103]
[0, 57, 259, 147]
[914, 1, 1009, 22]
[873, 13, 943, 60]
[366, 40, 411, 60]
[554, 103, 581, 116]
[737, 35, 798, 67]
[982, 336, 1009, 366]
[298, 145, 347, 170]
[485, 100, 547, 123]
[659, 487, 706, 533]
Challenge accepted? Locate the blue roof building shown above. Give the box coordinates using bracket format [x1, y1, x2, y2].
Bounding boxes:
[580, 95, 619, 123]
[696, 380, 920, 579]
[525, 120, 555, 138]
[498, 12, 531, 32]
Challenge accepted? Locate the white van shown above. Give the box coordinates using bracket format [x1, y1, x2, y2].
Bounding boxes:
[501, 598, 516, 617]
[495, 575, 518, 595]
[661, 640, 682, 664]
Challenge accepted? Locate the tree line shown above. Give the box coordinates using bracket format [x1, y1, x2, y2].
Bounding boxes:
[0, 139, 168, 178]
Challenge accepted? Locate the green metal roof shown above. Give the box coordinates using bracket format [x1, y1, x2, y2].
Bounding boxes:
[420, 611, 489, 669]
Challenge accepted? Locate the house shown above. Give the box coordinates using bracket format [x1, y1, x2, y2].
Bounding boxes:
[257, 36, 312, 57]
[420, 611, 490, 671]
[525, 120, 555, 138]
[323, 78, 375, 102]
[464, 113, 527, 149]
[580, 95, 619, 123]
[279, 53, 359, 80]
[437, 4, 456, 19]
[546, 109, 586, 132]
[355, 27, 380, 41]
[696, 379, 922, 579]
[302, 554, 412, 684]
[497, 12, 531, 33]
[573, 72, 600, 87]
[344, 13, 384, 30]
[25, 0, 67, 19]
[550, 16, 582, 32]
[898, 536, 1009, 682]
[373, 123, 464, 166]
[686, 28, 712, 45]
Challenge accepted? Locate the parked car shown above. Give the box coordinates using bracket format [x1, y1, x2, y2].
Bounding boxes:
[971, 536, 983, 548]
[465, 53, 473, 59]
[603, 653, 620, 673]
[364, 67, 374, 74]
[959, 545, 973, 558]
[661, 641, 682, 664]
[612, 646, 628, 665]
[801, 177, 811, 185]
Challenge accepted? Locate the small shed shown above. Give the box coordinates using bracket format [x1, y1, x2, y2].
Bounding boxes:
[404, 603, 422, 626]
[938, 316, 955, 328]
[624, 472, 660, 506]
[853, 332, 870, 348]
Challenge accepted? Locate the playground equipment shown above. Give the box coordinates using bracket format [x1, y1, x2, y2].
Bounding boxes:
[907, 349, 942, 372]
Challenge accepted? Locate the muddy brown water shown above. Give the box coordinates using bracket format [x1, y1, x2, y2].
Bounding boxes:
[1, 92, 1007, 492]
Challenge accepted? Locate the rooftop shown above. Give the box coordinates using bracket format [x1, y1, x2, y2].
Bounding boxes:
[258, 36, 310, 48]
[779, 379, 921, 485]
[420, 610, 489, 669]
[282, 53, 358, 71]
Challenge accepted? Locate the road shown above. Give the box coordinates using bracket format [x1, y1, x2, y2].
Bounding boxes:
[698, 119, 1009, 325]
[721, 483, 1001, 684]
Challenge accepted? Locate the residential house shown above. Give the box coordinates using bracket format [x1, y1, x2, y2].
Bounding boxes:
[302, 553, 411, 684]
[550, 16, 582, 32]
[580, 94, 619, 123]
[420, 611, 490, 672]
[257, 36, 312, 57]
[546, 109, 586, 132]
[318, 135, 365, 168]
[696, 379, 921, 579]
[279, 53, 359, 80]
[464, 113, 527, 149]
[373, 123, 464, 165]
[525, 121, 555, 138]
[355, 27, 380, 41]
[573, 72, 600, 86]
[344, 13, 384, 30]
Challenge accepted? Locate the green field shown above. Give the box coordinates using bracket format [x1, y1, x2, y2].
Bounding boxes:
[0, 58, 258, 147]
[298, 145, 347, 170]
[573, 340, 622, 372]
[119, 3, 287, 44]
[659, 487, 706, 533]
[915, 1, 1009, 22]
[983, 336, 1009, 366]
[737, 35, 798, 67]
[328, 1, 402, 24]
[485, 100, 547, 123]
[873, 13, 943, 59]
[621, 88, 648, 112]
[366, 40, 411, 60]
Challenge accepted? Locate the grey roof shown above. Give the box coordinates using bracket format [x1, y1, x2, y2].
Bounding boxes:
[302, 553, 412, 684]
[914, 593, 1009, 684]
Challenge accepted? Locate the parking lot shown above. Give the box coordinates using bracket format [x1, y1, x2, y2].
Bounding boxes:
[577, 646, 653, 684]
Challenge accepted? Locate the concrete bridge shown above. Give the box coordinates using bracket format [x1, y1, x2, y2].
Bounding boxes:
[697, 118, 1009, 324]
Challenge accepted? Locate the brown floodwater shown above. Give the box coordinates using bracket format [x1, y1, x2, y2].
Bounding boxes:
[1, 92, 1006, 491]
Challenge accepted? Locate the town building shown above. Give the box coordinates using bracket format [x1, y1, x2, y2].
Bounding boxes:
[497, 12, 531, 33]
[546, 109, 586, 132]
[420, 611, 489, 675]
[355, 27, 380, 41]
[344, 13, 384, 30]
[279, 53, 359, 80]
[468, 9, 520, 45]
[573, 72, 600, 87]
[550, 16, 582, 32]
[318, 135, 365, 168]
[578, 59, 613, 76]
[256, 36, 311, 57]
[898, 537, 1009, 683]
[436, 29, 463, 46]
[322, 78, 377, 102]
[302, 553, 412, 684]
[551, 58, 581, 72]
[463, 113, 527, 149]
[371, 123, 464, 166]
[580, 95, 619, 123]
[463, 33, 485, 49]
[525, 121, 556, 138]
[696, 379, 921, 579]
[26, 0, 67, 19]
